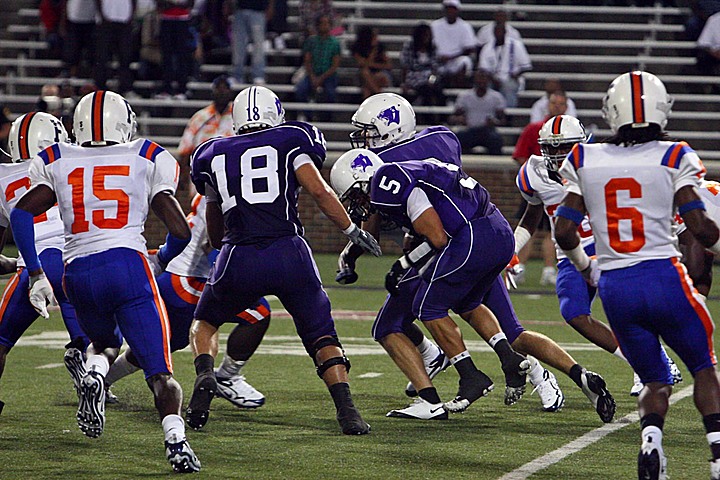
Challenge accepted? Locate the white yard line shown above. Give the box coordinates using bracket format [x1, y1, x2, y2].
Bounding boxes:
[497, 385, 695, 480]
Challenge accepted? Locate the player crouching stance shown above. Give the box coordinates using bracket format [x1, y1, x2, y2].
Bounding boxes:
[10, 91, 200, 473]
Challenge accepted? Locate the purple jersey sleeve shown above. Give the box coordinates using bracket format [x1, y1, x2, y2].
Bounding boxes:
[284, 121, 327, 169]
[190, 137, 223, 196]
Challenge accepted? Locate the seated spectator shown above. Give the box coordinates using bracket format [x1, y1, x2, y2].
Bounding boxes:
[352, 26, 393, 100]
[685, 0, 720, 41]
[478, 23, 532, 108]
[529, 78, 577, 123]
[431, 0, 476, 87]
[400, 23, 445, 117]
[697, 11, 720, 84]
[476, 8, 521, 49]
[299, 0, 343, 41]
[449, 70, 505, 155]
[63, 0, 96, 78]
[294, 15, 340, 121]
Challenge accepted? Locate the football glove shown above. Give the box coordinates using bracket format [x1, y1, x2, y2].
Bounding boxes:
[504, 254, 524, 290]
[146, 248, 165, 277]
[580, 258, 600, 287]
[336, 242, 359, 285]
[29, 273, 55, 319]
[385, 259, 408, 296]
[385, 241, 438, 295]
[344, 224, 382, 257]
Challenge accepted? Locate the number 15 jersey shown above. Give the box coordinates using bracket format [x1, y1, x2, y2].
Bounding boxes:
[29, 139, 180, 263]
[190, 121, 326, 246]
[559, 141, 705, 271]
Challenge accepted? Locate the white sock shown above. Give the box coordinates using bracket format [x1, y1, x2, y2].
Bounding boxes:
[449, 350, 471, 365]
[85, 354, 109, 377]
[527, 357, 545, 386]
[105, 352, 141, 386]
[216, 355, 245, 379]
[707, 432, 720, 453]
[642, 425, 663, 448]
[612, 347, 628, 362]
[162, 414, 186, 443]
[487, 333, 507, 349]
[417, 337, 440, 364]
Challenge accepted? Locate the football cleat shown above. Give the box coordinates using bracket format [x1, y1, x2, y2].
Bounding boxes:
[336, 405, 371, 435]
[443, 371, 494, 413]
[530, 368, 565, 412]
[214, 372, 265, 409]
[638, 438, 667, 480]
[668, 357, 682, 385]
[386, 397, 448, 420]
[76, 371, 106, 438]
[105, 386, 119, 405]
[580, 370, 616, 423]
[165, 435, 201, 473]
[631, 372, 644, 397]
[186, 373, 216, 430]
[405, 348, 451, 397]
[63, 347, 86, 396]
[710, 458, 720, 480]
[502, 354, 530, 406]
[540, 266, 557, 286]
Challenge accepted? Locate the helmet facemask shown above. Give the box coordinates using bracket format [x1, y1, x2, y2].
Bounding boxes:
[339, 182, 375, 224]
[541, 142, 575, 172]
[349, 122, 382, 149]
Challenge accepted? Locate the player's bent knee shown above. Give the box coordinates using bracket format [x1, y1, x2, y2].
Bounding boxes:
[310, 336, 351, 378]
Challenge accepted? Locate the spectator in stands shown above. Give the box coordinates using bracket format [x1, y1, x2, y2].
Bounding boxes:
[697, 11, 720, 83]
[0, 106, 11, 163]
[512, 90, 570, 286]
[351, 26, 393, 100]
[431, 0, 476, 87]
[400, 23, 445, 118]
[94, 0, 136, 97]
[267, 0, 289, 50]
[299, 0, 342, 40]
[529, 78, 578, 123]
[62, 0, 96, 78]
[685, 0, 720, 41]
[155, 0, 195, 100]
[294, 15, 340, 121]
[449, 70, 505, 155]
[39, 0, 65, 59]
[231, 0, 274, 86]
[479, 22, 532, 108]
[177, 75, 235, 193]
[476, 8, 521, 49]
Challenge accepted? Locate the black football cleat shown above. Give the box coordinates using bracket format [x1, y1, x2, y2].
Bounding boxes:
[186, 373, 216, 430]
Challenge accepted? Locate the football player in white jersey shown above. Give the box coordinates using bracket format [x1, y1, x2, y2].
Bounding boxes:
[0, 112, 89, 410]
[555, 71, 720, 480]
[105, 193, 270, 409]
[511, 114, 681, 399]
[9, 91, 201, 473]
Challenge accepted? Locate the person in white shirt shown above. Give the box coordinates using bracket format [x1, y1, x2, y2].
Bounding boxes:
[476, 8, 521, 49]
[63, 0, 97, 78]
[697, 11, 720, 78]
[478, 23, 532, 108]
[529, 77, 578, 123]
[450, 70, 505, 155]
[430, 0, 477, 85]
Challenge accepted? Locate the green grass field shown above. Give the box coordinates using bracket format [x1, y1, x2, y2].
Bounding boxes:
[0, 255, 717, 479]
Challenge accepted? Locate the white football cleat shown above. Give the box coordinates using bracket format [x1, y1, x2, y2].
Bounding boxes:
[638, 438, 667, 480]
[165, 434, 201, 473]
[668, 357, 683, 384]
[405, 348, 451, 397]
[386, 397, 448, 420]
[215, 372, 265, 409]
[63, 347, 86, 396]
[631, 372, 644, 397]
[540, 266, 557, 286]
[77, 371, 106, 438]
[711, 458, 720, 480]
[530, 368, 565, 412]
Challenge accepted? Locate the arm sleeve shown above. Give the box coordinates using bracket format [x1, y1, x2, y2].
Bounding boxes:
[190, 142, 213, 196]
[673, 144, 705, 192]
[406, 187, 433, 222]
[559, 149, 582, 196]
[150, 150, 180, 198]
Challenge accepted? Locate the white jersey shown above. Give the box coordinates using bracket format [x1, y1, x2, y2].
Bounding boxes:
[29, 139, 179, 263]
[559, 141, 705, 271]
[166, 194, 212, 278]
[516, 154, 594, 260]
[675, 180, 720, 236]
[0, 161, 64, 267]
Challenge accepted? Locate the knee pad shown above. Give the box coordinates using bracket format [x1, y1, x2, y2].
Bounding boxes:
[310, 336, 351, 378]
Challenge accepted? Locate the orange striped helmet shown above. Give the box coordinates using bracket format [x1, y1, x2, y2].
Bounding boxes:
[602, 71, 673, 134]
[73, 90, 136, 146]
[538, 115, 587, 172]
[8, 112, 68, 163]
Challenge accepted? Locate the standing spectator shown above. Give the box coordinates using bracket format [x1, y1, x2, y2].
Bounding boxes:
[697, 11, 720, 82]
[267, 0, 288, 50]
[431, 0, 476, 87]
[39, 0, 65, 59]
[529, 78, 578, 123]
[479, 23, 532, 109]
[94, 0, 136, 96]
[400, 23, 445, 117]
[351, 26, 393, 100]
[449, 70, 505, 155]
[155, 0, 195, 100]
[298, 0, 341, 40]
[476, 8, 521, 49]
[63, 0, 96, 78]
[0, 106, 11, 163]
[685, 0, 720, 41]
[294, 15, 340, 121]
[231, 0, 274, 85]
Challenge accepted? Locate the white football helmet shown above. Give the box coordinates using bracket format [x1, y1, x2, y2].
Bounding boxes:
[602, 71, 673, 134]
[538, 115, 587, 171]
[8, 112, 68, 162]
[350, 93, 416, 149]
[330, 148, 384, 222]
[232, 86, 285, 133]
[73, 90, 136, 146]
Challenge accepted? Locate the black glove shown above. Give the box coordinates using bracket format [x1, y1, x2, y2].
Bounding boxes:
[385, 259, 409, 296]
[336, 248, 359, 285]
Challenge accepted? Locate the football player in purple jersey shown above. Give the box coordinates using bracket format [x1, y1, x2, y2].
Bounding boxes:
[188, 86, 382, 435]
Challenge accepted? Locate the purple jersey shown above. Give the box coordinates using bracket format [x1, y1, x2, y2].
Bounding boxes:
[370, 159, 493, 236]
[191, 121, 326, 245]
[372, 126, 462, 167]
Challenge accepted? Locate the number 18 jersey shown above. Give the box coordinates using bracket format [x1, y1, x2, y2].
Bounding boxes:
[29, 139, 180, 263]
[559, 141, 705, 271]
[190, 121, 326, 246]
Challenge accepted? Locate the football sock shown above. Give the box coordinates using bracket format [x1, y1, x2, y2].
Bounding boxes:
[417, 337, 440, 364]
[104, 351, 141, 386]
[329, 382, 354, 410]
[162, 414, 186, 443]
[640, 414, 664, 449]
[487, 332, 507, 349]
[527, 358, 545, 385]
[612, 347, 627, 362]
[418, 387, 441, 404]
[489, 337, 517, 366]
[450, 352, 478, 379]
[216, 356, 245, 379]
[569, 364, 584, 388]
[86, 354, 110, 377]
[703, 413, 720, 460]
[194, 354, 215, 376]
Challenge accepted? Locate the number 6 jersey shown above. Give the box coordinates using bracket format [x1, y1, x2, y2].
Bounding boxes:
[29, 139, 180, 263]
[559, 141, 705, 271]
